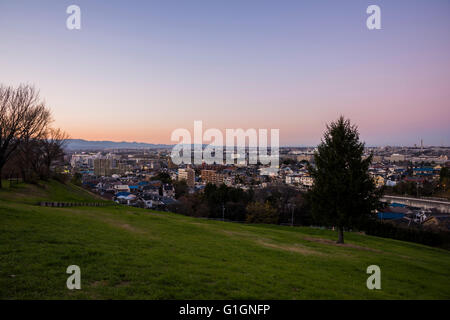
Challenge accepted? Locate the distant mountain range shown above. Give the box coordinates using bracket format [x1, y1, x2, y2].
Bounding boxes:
[65, 139, 173, 150]
[65, 139, 321, 150]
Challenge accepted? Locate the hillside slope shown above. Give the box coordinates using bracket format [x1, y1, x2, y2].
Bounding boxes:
[1, 181, 449, 299]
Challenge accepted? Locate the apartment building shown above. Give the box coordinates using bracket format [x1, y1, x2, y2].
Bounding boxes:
[201, 169, 224, 185]
[178, 168, 195, 187]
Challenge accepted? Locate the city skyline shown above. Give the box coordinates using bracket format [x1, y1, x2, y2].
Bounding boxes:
[1, 0, 449, 146]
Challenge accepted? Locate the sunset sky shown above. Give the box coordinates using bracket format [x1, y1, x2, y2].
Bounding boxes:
[1, 0, 449, 146]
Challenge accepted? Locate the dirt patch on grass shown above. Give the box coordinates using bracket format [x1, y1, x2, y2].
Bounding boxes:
[257, 240, 323, 256]
[115, 281, 131, 287]
[142, 210, 167, 217]
[103, 219, 157, 238]
[119, 223, 137, 232]
[303, 237, 382, 253]
[222, 230, 255, 238]
[78, 211, 143, 234]
[55, 207, 159, 239]
[188, 221, 216, 227]
[91, 280, 108, 287]
[221, 230, 276, 245]
[219, 228, 318, 256]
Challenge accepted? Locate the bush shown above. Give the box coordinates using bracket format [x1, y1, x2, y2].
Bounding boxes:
[53, 172, 69, 184]
[246, 201, 279, 224]
[71, 172, 82, 186]
[363, 220, 450, 249]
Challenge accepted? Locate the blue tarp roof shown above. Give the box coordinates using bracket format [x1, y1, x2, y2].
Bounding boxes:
[378, 212, 404, 220]
[390, 203, 406, 208]
[129, 185, 139, 189]
[116, 191, 131, 197]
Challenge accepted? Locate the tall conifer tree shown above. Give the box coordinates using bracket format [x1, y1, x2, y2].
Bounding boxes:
[308, 116, 382, 243]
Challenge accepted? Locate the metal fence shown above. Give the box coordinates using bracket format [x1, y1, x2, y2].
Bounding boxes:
[39, 202, 111, 207]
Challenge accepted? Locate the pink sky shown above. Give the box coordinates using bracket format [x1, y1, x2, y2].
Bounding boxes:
[1, 1, 449, 146]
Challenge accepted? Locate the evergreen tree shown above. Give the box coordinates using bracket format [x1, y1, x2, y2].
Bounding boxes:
[307, 116, 382, 243]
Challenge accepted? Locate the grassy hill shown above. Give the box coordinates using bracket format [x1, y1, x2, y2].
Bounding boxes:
[0, 180, 107, 204]
[1, 181, 449, 299]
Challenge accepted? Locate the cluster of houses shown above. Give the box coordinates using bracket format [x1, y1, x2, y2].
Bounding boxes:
[283, 168, 314, 190]
[69, 148, 450, 223]
[84, 176, 177, 210]
[281, 158, 447, 191]
[368, 164, 444, 188]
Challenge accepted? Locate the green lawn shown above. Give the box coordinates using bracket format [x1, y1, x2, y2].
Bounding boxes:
[0, 179, 107, 204]
[0, 181, 449, 299]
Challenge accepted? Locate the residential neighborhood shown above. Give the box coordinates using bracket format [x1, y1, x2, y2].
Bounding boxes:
[66, 144, 450, 232]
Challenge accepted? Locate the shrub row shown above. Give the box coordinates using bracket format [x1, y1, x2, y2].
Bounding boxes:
[363, 220, 450, 249]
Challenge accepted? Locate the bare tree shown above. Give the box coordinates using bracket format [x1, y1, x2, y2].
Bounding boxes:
[41, 128, 69, 178]
[15, 135, 42, 182]
[0, 85, 51, 188]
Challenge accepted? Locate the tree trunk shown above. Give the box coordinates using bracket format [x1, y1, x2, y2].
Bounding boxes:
[337, 226, 344, 244]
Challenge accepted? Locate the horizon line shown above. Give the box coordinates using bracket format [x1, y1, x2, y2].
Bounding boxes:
[65, 138, 450, 149]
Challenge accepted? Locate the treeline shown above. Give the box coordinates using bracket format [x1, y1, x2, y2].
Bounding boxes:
[385, 180, 437, 197]
[364, 220, 450, 250]
[170, 183, 313, 225]
[0, 84, 68, 187]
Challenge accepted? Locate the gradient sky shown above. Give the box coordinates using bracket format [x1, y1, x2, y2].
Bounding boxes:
[1, 0, 449, 146]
